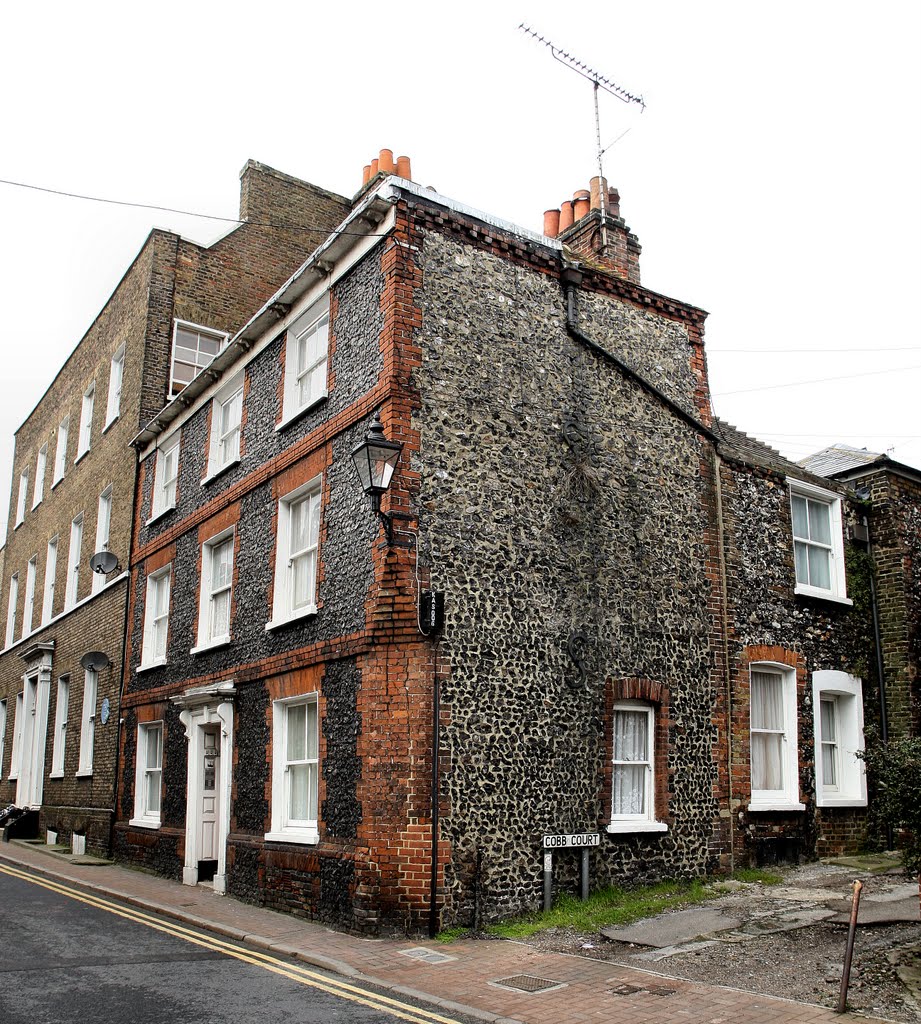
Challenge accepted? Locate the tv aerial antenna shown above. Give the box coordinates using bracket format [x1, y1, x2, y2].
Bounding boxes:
[519, 24, 644, 226]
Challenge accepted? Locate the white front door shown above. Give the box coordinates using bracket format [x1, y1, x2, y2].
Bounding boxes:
[199, 727, 220, 861]
[16, 673, 50, 809]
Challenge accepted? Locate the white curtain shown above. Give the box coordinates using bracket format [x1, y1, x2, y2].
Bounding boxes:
[612, 709, 648, 815]
[751, 671, 783, 791]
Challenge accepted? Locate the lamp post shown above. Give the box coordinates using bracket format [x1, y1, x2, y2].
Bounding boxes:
[350, 412, 406, 545]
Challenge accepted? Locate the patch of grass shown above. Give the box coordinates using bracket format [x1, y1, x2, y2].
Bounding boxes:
[730, 867, 783, 885]
[435, 926, 471, 944]
[486, 877, 715, 940]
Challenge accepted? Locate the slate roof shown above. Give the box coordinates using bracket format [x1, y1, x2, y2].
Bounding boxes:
[798, 444, 885, 477]
[712, 418, 806, 477]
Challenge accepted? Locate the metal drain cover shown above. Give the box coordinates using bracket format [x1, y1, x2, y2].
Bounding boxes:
[492, 975, 567, 994]
[398, 946, 457, 964]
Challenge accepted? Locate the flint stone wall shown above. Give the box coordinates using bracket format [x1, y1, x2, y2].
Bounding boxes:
[413, 233, 720, 922]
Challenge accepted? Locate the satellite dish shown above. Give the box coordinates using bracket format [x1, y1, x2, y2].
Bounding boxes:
[90, 550, 120, 575]
[80, 651, 111, 671]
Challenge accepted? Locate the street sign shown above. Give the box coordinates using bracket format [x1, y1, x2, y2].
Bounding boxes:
[542, 832, 600, 849]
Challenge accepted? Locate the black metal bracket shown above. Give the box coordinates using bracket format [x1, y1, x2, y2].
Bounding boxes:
[377, 509, 416, 548]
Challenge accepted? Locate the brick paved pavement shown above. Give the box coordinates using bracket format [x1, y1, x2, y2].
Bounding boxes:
[0, 841, 886, 1024]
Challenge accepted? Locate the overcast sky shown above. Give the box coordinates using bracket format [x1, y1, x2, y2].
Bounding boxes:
[2, 0, 919, 538]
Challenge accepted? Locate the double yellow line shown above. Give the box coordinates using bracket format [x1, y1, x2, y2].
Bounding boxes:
[0, 862, 463, 1024]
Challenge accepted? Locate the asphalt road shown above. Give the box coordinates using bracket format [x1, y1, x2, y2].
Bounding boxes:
[0, 866, 476, 1024]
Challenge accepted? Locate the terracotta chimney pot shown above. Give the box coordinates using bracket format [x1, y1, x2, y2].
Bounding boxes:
[544, 208, 561, 238]
[573, 189, 591, 220]
[608, 187, 621, 218]
[559, 200, 575, 232]
[590, 176, 608, 211]
[396, 155, 412, 179]
[370, 158, 379, 177]
[362, 164, 372, 185]
[378, 149, 395, 174]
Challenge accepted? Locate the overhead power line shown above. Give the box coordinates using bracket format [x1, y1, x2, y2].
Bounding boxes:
[710, 346, 920, 354]
[0, 176, 388, 238]
[715, 364, 921, 397]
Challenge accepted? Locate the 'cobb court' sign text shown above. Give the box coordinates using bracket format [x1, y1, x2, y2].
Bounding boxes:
[542, 832, 600, 849]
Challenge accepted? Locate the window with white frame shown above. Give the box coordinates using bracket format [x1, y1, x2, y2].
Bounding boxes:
[141, 565, 171, 668]
[131, 722, 163, 826]
[608, 702, 668, 832]
[5, 574, 18, 648]
[53, 416, 69, 484]
[812, 671, 867, 807]
[151, 434, 180, 518]
[266, 694, 319, 843]
[21, 557, 37, 640]
[77, 381, 95, 459]
[105, 345, 125, 427]
[789, 479, 849, 602]
[194, 531, 233, 651]
[205, 374, 243, 479]
[0, 699, 6, 778]
[42, 536, 58, 625]
[65, 514, 83, 610]
[282, 299, 330, 422]
[9, 693, 24, 779]
[268, 480, 321, 629]
[33, 445, 47, 508]
[749, 664, 804, 811]
[51, 676, 69, 777]
[15, 470, 28, 526]
[170, 321, 229, 398]
[92, 487, 113, 595]
[76, 668, 96, 775]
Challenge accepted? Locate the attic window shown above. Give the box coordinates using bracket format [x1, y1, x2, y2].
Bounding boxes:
[170, 321, 229, 398]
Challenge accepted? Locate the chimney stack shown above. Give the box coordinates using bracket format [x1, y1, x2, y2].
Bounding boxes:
[541, 178, 641, 283]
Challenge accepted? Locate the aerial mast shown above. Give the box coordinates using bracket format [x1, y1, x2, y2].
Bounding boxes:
[519, 25, 644, 243]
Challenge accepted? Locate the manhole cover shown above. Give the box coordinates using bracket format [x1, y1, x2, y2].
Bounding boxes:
[492, 975, 567, 994]
[398, 946, 457, 965]
[611, 983, 645, 996]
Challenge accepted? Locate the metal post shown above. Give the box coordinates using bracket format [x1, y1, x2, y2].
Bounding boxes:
[836, 880, 863, 1013]
[580, 848, 590, 901]
[543, 851, 553, 912]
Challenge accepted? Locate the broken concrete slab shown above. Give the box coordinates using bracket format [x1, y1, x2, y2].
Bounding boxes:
[825, 896, 920, 926]
[601, 907, 744, 947]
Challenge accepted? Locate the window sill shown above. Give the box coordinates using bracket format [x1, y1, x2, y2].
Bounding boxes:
[49, 772, 64, 780]
[816, 796, 868, 809]
[102, 414, 119, 434]
[75, 769, 93, 778]
[201, 456, 241, 486]
[264, 829, 319, 845]
[606, 821, 669, 834]
[128, 817, 161, 830]
[31, 501, 42, 511]
[146, 505, 176, 527]
[13, 519, 23, 529]
[137, 658, 168, 674]
[276, 394, 328, 433]
[794, 584, 852, 606]
[748, 800, 806, 812]
[75, 450, 90, 465]
[265, 605, 318, 632]
[51, 477, 64, 490]
[190, 637, 231, 656]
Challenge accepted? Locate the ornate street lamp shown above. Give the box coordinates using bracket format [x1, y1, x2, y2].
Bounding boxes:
[350, 412, 405, 545]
